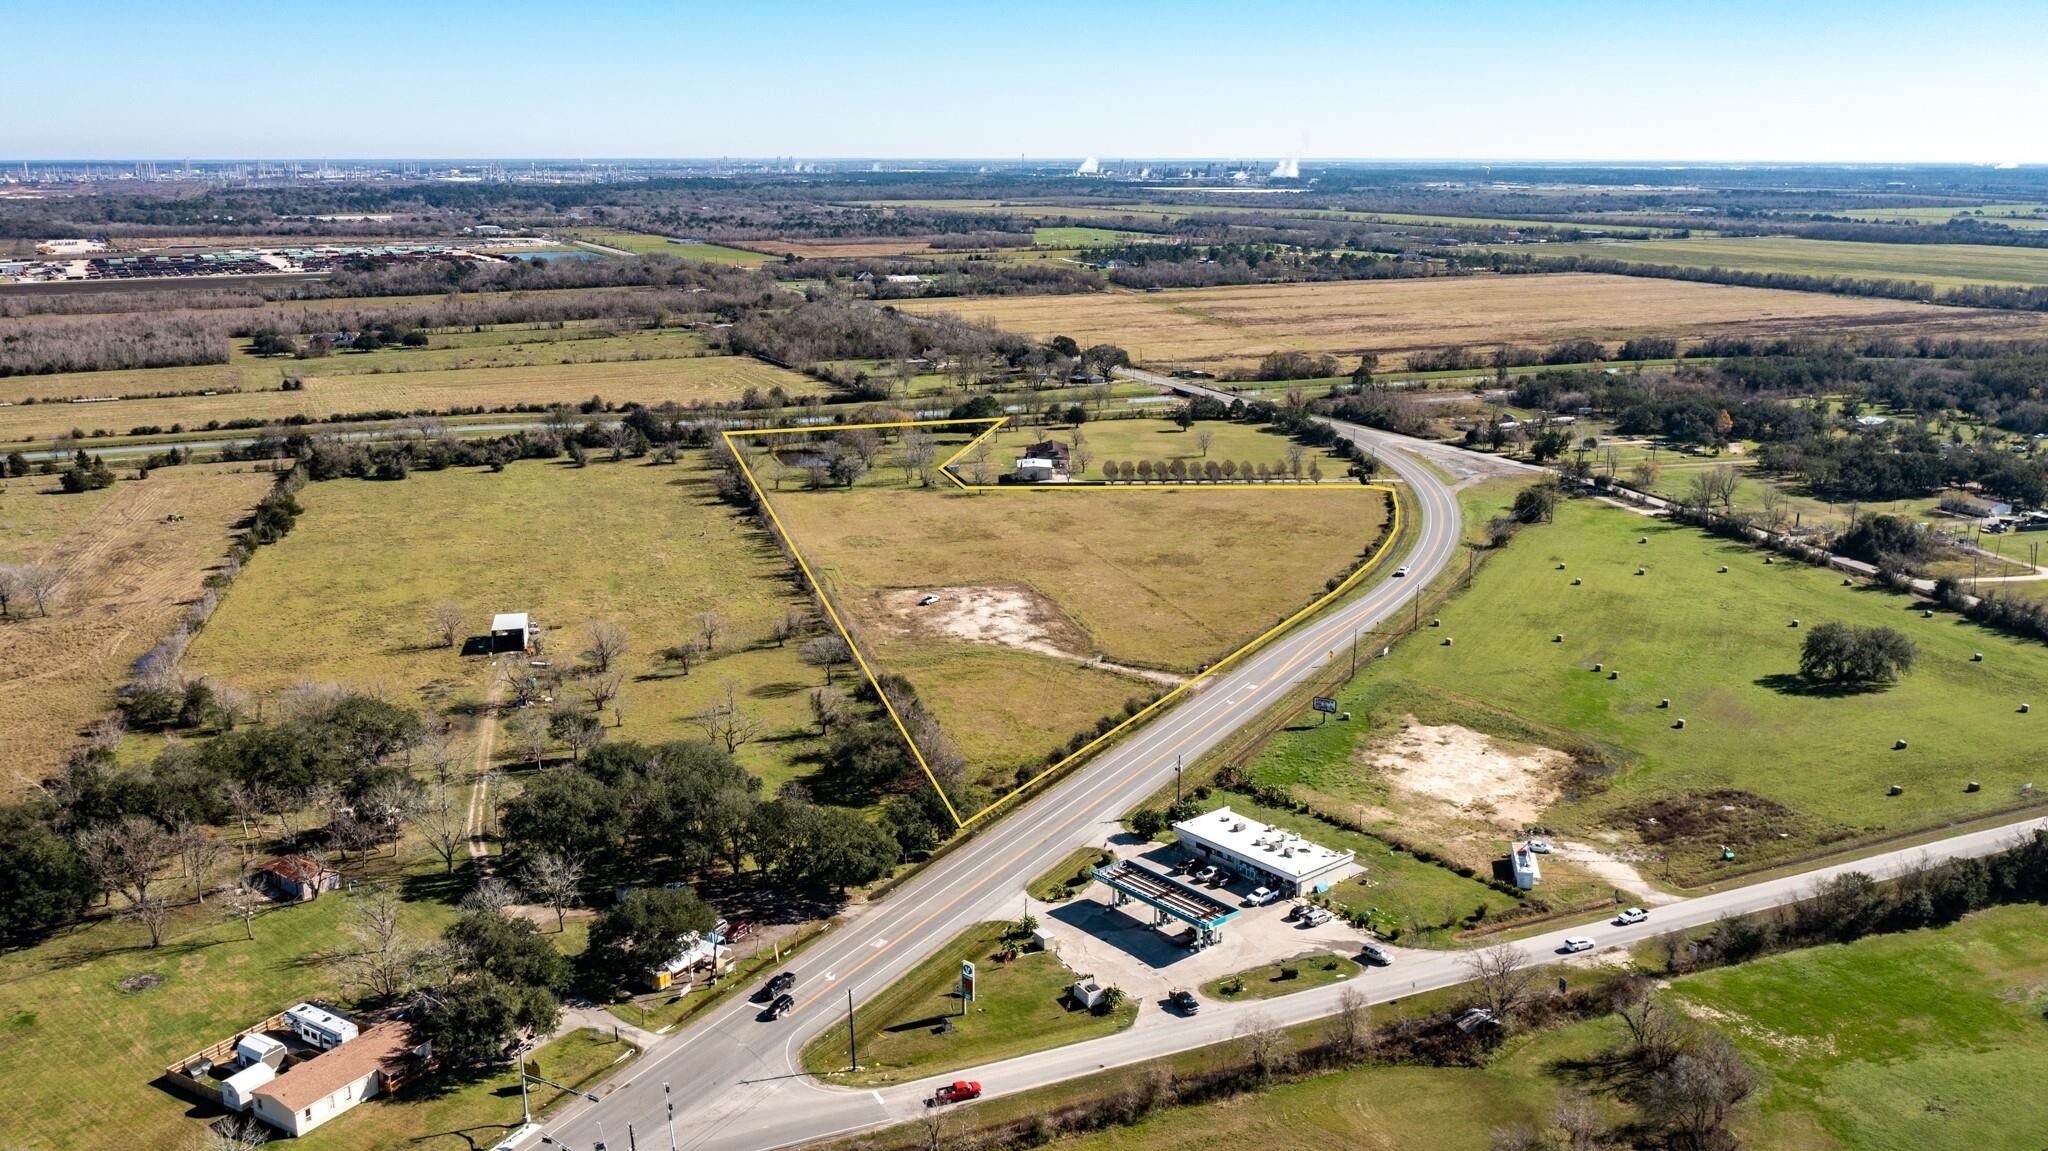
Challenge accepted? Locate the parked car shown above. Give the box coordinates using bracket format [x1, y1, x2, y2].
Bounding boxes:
[765, 993, 796, 1019]
[1526, 839, 1554, 854]
[1170, 988, 1199, 1014]
[1560, 936, 1595, 953]
[1361, 943, 1392, 966]
[1245, 886, 1277, 906]
[760, 971, 796, 1000]
[1301, 907, 1334, 927]
[1193, 865, 1220, 884]
[1615, 907, 1649, 925]
[1285, 902, 1305, 921]
[918, 594, 941, 606]
[931, 1081, 982, 1105]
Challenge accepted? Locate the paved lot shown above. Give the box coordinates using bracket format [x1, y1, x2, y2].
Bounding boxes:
[1027, 840, 1377, 998]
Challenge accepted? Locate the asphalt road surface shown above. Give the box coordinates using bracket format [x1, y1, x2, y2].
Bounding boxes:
[531, 398, 1470, 1151]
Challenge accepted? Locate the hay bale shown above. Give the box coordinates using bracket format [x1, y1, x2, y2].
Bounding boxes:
[1789, 619, 1800, 628]
[1430, 618, 1441, 627]
[1923, 609, 1934, 618]
[1659, 698, 1670, 708]
[1893, 739, 1909, 751]
[1972, 652, 1984, 662]
[1888, 784, 1904, 795]
[1638, 536, 1648, 544]
[1672, 718, 1686, 729]
[1966, 781, 1981, 793]
[1718, 565, 1729, 573]
[1571, 577, 1582, 586]
[1764, 556, 1775, 564]
[1842, 577, 1853, 586]
[1593, 663, 1604, 672]
[1608, 670, 1620, 680]
[1557, 562, 1567, 570]
[2020, 703, 2031, 714]
[1554, 634, 1565, 643]
[1442, 637, 1454, 646]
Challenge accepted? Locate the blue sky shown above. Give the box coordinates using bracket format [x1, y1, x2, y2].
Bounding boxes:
[2, 0, 2040, 163]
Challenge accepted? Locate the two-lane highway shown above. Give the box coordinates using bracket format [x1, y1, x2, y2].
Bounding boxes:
[533, 410, 1470, 1150]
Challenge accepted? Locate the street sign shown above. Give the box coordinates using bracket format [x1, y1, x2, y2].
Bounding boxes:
[1311, 696, 1339, 714]
[960, 960, 976, 1003]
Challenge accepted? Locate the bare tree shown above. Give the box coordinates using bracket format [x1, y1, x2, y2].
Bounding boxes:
[1329, 987, 1373, 1060]
[78, 816, 169, 910]
[1642, 1033, 1755, 1151]
[1613, 975, 1686, 1070]
[695, 610, 723, 657]
[221, 882, 268, 942]
[1757, 485, 1789, 533]
[581, 620, 629, 674]
[900, 429, 936, 485]
[225, 781, 271, 861]
[125, 893, 176, 948]
[209, 682, 253, 731]
[19, 563, 62, 617]
[1629, 457, 1661, 494]
[660, 637, 703, 677]
[0, 564, 23, 619]
[1232, 1013, 1295, 1083]
[809, 685, 848, 735]
[1552, 1092, 1602, 1151]
[1195, 427, 1215, 458]
[801, 634, 852, 683]
[410, 794, 467, 875]
[583, 669, 625, 715]
[694, 678, 765, 754]
[522, 852, 585, 933]
[771, 606, 804, 647]
[462, 876, 520, 914]
[430, 601, 467, 649]
[1461, 944, 1540, 1025]
[505, 708, 551, 766]
[197, 1115, 271, 1151]
[175, 824, 229, 904]
[340, 890, 420, 1001]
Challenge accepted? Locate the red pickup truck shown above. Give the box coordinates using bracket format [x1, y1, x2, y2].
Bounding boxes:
[931, 1081, 982, 1105]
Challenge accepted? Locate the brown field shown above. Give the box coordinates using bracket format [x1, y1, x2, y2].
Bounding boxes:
[0, 464, 270, 792]
[0, 355, 823, 442]
[896, 273, 2048, 370]
[765, 478, 1392, 784]
[750, 238, 942, 258]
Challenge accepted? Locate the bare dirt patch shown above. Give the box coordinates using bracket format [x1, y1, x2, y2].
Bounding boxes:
[1366, 718, 1568, 829]
[878, 584, 1091, 660]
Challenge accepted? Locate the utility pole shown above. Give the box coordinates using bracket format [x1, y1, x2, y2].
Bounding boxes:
[847, 988, 857, 1071]
[664, 1083, 678, 1151]
[1174, 754, 1183, 804]
[1350, 627, 1359, 678]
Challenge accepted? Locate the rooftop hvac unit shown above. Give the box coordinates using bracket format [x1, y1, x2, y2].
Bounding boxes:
[1232, 822, 1246, 832]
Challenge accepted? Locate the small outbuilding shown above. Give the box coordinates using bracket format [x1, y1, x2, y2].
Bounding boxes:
[256, 855, 340, 903]
[1510, 842, 1543, 891]
[489, 612, 532, 654]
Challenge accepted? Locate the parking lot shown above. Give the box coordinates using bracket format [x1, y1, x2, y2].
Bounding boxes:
[1028, 838, 1396, 1003]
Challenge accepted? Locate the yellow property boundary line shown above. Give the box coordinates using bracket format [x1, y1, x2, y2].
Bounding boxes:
[723, 416, 1402, 829]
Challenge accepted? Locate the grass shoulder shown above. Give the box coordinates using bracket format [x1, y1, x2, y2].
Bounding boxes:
[802, 920, 1135, 1088]
[1201, 953, 1363, 1001]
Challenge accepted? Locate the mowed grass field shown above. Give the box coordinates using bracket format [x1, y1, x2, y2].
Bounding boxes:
[1309, 496, 2048, 876]
[1522, 235, 2048, 289]
[1672, 903, 2048, 1151]
[896, 274, 2048, 372]
[0, 353, 823, 443]
[557, 227, 778, 265]
[1067, 417, 1356, 480]
[801, 921, 1136, 1088]
[184, 455, 829, 795]
[1848, 203, 2048, 229]
[0, 463, 270, 793]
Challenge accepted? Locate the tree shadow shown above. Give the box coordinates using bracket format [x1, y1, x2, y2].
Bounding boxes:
[1753, 673, 1894, 698]
[748, 680, 810, 700]
[1546, 1048, 1643, 1094]
[400, 863, 476, 907]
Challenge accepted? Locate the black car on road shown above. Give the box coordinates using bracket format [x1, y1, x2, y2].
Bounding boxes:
[1169, 989, 1199, 1014]
[764, 993, 796, 1020]
[758, 971, 796, 1001]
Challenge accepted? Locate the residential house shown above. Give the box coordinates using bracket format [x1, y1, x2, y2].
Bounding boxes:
[1013, 439, 1073, 482]
[249, 1021, 427, 1137]
[255, 856, 341, 903]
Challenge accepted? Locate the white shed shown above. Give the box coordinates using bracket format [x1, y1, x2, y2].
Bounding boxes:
[1510, 843, 1543, 891]
[221, 1061, 276, 1111]
[237, 1032, 287, 1069]
[489, 612, 531, 654]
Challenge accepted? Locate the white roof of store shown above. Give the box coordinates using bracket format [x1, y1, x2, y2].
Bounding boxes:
[491, 612, 529, 632]
[1171, 806, 1354, 881]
